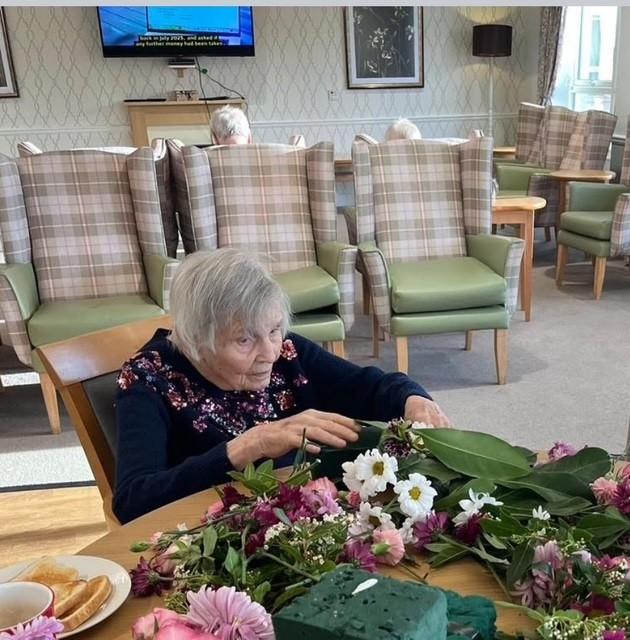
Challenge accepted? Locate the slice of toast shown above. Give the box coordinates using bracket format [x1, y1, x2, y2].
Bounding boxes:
[59, 575, 112, 632]
[51, 580, 88, 618]
[12, 557, 79, 586]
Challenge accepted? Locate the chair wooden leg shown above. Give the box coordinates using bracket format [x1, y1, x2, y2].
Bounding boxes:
[361, 277, 370, 315]
[494, 329, 508, 385]
[372, 314, 380, 358]
[40, 372, 61, 434]
[555, 243, 568, 287]
[465, 330, 474, 351]
[331, 341, 345, 359]
[593, 256, 607, 300]
[544, 227, 551, 242]
[395, 336, 409, 374]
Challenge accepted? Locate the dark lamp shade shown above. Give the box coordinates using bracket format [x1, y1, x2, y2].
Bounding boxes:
[472, 24, 512, 57]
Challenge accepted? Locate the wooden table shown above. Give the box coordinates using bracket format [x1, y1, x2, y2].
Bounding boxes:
[493, 146, 516, 160]
[492, 196, 547, 322]
[78, 485, 536, 639]
[549, 169, 616, 227]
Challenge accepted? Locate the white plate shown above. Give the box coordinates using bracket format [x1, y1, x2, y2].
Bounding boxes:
[0, 555, 131, 638]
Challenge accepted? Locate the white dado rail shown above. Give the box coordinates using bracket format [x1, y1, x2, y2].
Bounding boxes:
[125, 99, 247, 146]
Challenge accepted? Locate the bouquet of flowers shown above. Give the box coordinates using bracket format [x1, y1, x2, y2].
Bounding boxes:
[128, 421, 630, 639]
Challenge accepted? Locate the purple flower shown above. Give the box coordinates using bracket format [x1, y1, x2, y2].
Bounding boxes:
[0, 616, 64, 640]
[185, 586, 275, 640]
[412, 511, 451, 552]
[534, 541, 564, 569]
[454, 513, 484, 545]
[613, 477, 630, 516]
[580, 594, 615, 616]
[300, 487, 342, 517]
[342, 539, 377, 573]
[548, 441, 578, 461]
[603, 631, 626, 640]
[130, 556, 171, 597]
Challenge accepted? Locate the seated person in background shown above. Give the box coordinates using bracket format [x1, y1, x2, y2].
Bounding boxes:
[210, 105, 253, 145]
[384, 118, 422, 141]
[114, 249, 451, 523]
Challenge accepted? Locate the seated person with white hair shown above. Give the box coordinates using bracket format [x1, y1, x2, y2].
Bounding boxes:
[114, 250, 450, 523]
[384, 118, 422, 141]
[210, 104, 253, 145]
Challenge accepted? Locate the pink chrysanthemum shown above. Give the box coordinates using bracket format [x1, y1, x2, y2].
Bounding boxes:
[185, 586, 275, 640]
[0, 616, 64, 640]
[613, 477, 630, 516]
[603, 631, 626, 640]
[591, 477, 619, 505]
[342, 539, 377, 573]
[548, 441, 577, 461]
[412, 511, 451, 552]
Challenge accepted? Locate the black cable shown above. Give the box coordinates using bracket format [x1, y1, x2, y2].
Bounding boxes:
[195, 57, 215, 141]
[194, 56, 246, 101]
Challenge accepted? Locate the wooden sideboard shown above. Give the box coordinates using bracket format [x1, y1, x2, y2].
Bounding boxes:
[125, 99, 246, 146]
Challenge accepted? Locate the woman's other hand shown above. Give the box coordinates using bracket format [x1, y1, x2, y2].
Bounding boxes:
[404, 395, 452, 428]
[227, 409, 360, 469]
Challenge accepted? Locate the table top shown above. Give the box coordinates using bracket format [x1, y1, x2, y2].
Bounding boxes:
[494, 146, 516, 154]
[549, 168, 616, 181]
[78, 483, 536, 639]
[492, 196, 547, 211]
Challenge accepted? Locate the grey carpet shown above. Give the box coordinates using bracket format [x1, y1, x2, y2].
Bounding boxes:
[0, 231, 628, 487]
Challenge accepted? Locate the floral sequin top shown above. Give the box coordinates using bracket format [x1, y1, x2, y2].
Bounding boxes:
[113, 329, 428, 523]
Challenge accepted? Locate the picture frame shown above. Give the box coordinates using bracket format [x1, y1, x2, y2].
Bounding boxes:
[344, 6, 424, 90]
[0, 8, 18, 98]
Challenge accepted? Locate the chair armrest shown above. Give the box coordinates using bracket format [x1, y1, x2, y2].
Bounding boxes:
[143, 255, 179, 311]
[316, 241, 357, 331]
[0, 263, 39, 366]
[496, 164, 550, 192]
[612, 193, 630, 257]
[358, 242, 392, 330]
[339, 206, 357, 246]
[466, 234, 524, 314]
[567, 182, 629, 212]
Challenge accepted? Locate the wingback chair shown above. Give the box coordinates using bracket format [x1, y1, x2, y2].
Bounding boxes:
[496, 105, 617, 238]
[17, 140, 179, 258]
[0, 149, 177, 433]
[353, 137, 524, 383]
[178, 142, 356, 353]
[556, 117, 630, 300]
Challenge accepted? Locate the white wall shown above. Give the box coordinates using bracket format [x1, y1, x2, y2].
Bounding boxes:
[0, 6, 540, 156]
[614, 7, 630, 135]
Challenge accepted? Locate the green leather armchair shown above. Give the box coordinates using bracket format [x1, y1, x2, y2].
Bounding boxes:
[0, 149, 177, 433]
[353, 136, 524, 384]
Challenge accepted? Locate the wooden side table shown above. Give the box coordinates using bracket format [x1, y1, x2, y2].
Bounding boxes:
[492, 196, 546, 321]
[549, 169, 616, 227]
[493, 146, 516, 161]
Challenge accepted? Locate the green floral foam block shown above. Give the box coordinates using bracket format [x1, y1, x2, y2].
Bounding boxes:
[272, 566, 448, 640]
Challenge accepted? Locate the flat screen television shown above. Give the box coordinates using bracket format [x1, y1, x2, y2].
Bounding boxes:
[98, 7, 255, 57]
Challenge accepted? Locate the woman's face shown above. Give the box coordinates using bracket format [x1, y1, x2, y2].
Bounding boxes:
[199, 312, 284, 391]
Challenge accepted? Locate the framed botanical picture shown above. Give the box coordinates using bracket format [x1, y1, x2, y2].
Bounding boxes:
[0, 8, 17, 98]
[344, 6, 424, 90]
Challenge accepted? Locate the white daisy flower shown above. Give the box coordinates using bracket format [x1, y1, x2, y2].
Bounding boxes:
[532, 506, 551, 521]
[352, 449, 398, 499]
[342, 460, 363, 494]
[349, 502, 396, 536]
[394, 473, 437, 521]
[453, 489, 503, 526]
[400, 517, 418, 545]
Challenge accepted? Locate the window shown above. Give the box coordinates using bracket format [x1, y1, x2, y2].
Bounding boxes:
[552, 6, 618, 111]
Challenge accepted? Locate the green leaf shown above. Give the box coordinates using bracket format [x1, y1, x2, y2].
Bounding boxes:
[397, 455, 461, 483]
[426, 542, 469, 567]
[224, 546, 242, 581]
[513, 446, 538, 464]
[256, 459, 275, 476]
[273, 508, 293, 527]
[545, 496, 593, 516]
[469, 545, 509, 565]
[499, 470, 591, 501]
[576, 509, 630, 539]
[252, 581, 271, 604]
[202, 527, 218, 557]
[481, 513, 527, 538]
[535, 448, 611, 484]
[419, 428, 530, 480]
[434, 478, 496, 511]
[482, 531, 508, 550]
[506, 542, 534, 588]
[272, 584, 310, 611]
[130, 541, 150, 552]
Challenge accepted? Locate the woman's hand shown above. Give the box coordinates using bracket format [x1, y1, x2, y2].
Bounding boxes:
[227, 409, 361, 470]
[404, 395, 452, 428]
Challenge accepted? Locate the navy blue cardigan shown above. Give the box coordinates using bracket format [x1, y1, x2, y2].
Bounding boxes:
[113, 330, 430, 523]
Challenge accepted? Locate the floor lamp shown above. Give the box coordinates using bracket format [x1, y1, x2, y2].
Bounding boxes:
[472, 24, 513, 139]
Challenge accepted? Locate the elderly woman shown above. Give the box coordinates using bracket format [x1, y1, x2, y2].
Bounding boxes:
[114, 250, 450, 523]
[210, 105, 252, 145]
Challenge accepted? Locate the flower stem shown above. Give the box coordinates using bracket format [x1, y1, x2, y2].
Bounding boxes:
[256, 551, 319, 582]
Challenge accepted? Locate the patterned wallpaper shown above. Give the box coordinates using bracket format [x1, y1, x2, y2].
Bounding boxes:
[0, 6, 540, 157]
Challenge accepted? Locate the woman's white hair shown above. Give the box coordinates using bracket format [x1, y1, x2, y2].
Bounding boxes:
[384, 118, 422, 141]
[210, 105, 251, 143]
[169, 249, 291, 360]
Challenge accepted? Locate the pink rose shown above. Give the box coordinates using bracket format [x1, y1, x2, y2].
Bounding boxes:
[154, 544, 179, 576]
[305, 477, 338, 499]
[156, 623, 219, 640]
[132, 608, 182, 639]
[371, 528, 405, 566]
[592, 477, 618, 505]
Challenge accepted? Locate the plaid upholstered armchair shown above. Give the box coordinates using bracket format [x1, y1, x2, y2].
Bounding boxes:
[556, 117, 630, 300]
[178, 142, 356, 353]
[17, 139, 179, 258]
[353, 137, 524, 383]
[496, 104, 617, 238]
[0, 149, 177, 433]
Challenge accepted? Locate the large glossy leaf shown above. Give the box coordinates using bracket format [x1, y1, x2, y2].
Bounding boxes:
[425, 542, 469, 567]
[576, 509, 630, 539]
[506, 542, 534, 588]
[434, 478, 496, 511]
[397, 455, 461, 484]
[536, 448, 611, 484]
[481, 512, 527, 538]
[419, 429, 530, 480]
[499, 470, 592, 501]
[545, 497, 594, 516]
